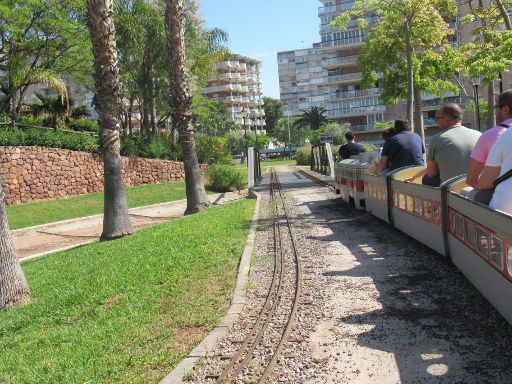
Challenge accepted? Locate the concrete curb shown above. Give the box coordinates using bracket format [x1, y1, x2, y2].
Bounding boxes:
[160, 193, 261, 384]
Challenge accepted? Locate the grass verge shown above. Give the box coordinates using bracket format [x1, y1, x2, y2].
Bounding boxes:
[0, 198, 255, 383]
[6, 181, 211, 230]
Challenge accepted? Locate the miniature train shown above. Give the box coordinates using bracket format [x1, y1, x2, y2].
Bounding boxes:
[334, 157, 512, 325]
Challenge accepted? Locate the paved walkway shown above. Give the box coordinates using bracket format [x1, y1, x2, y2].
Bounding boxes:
[13, 191, 247, 261]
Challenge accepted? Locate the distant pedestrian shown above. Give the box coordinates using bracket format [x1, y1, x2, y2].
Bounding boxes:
[338, 131, 366, 160]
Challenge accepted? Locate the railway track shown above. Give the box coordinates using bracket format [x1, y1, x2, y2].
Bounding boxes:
[296, 168, 334, 190]
[213, 168, 302, 383]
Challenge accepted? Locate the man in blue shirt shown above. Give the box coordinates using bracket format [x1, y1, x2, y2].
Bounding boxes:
[375, 119, 424, 174]
[338, 131, 366, 160]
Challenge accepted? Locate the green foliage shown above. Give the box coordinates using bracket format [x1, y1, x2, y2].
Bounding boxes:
[206, 164, 245, 192]
[317, 122, 349, 145]
[293, 106, 328, 131]
[192, 96, 237, 136]
[0, 114, 11, 123]
[195, 135, 232, 164]
[0, 0, 92, 115]
[295, 144, 312, 165]
[17, 116, 45, 126]
[120, 132, 175, 159]
[262, 97, 283, 137]
[0, 127, 99, 152]
[374, 121, 394, 130]
[67, 119, 100, 133]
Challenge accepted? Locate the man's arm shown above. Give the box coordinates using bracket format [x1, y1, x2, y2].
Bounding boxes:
[375, 155, 389, 174]
[477, 166, 501, 190]
[465, 158, 485, 188]
[404, 167, 428, 183]
[426, 160, 439, 178]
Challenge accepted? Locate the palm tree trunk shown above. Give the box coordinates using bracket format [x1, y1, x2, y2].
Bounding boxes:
[165, 0, 209, 214]
[0, 182, 30, 310]
[86, 0, 134, 240]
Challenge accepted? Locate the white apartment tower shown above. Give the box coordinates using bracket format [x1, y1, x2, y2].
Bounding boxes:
[278, 1, 472, 138]
[203, 54, 266, 132]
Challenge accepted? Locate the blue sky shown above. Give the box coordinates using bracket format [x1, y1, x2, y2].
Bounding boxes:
[198, 1, 320, 99]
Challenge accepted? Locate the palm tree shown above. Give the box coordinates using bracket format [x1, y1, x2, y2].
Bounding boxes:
[293, 106, 328, 131]
[165, 0, 210, 214]
[0, 180, 30, 310]
[86, 0, 134, 240]
[30, 93, 70, 129]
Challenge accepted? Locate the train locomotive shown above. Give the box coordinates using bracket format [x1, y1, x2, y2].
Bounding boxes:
[334, 157, 512, 325]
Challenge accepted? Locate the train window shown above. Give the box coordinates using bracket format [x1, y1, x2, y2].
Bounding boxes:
[399, 193, 406, 210]
[476, 227, 489, 258]
[394, 192, 399, 207]
[424, 201, 432, 220]
[490, 236, 504, 270]
[464, 220, 476, 248]
[373, 186, 378, 199]
[406, 195, 414, 212]
[414, 198, 422, 216]
[379, 187, 385, 201]
[508, 247, 512, 277]
[456, 214, 464, 240]
[433, 204, 440, 224]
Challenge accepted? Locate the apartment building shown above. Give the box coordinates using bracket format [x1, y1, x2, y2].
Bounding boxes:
[278, 0, 508, 140]
[203, 54, 266, 132]
[278, 44, 323, 117]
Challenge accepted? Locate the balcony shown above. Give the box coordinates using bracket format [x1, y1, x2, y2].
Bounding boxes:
[324, 72, 363, 84]
[327, 104, 386, 118]
[322, 54, 359, 68]
[204, 84, 249, 94]
[421, 96, 462, 107]
[321, 35, 367, 49]
[318, 1, 354, 15]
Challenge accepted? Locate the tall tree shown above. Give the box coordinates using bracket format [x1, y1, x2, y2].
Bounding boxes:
[262, 97, 283, 138]
[0, 181, 30, 310]
[293, 106, 328, 131]
[165, 0, 210, 214]
[0, 0, 92, 121]
[333, 0, 457, 139]
[86, 0, 134, 240]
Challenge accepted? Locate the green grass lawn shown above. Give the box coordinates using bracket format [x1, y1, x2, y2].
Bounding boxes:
[6, 181, 211, 230]
[0, 199, 256, 383]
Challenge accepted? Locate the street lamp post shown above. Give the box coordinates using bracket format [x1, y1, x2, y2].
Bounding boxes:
[241, 107, 248, 163]
[287, 110, 291, 160]
[472, 76, 481, 132]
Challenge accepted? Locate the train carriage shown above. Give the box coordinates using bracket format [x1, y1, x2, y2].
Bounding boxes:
[447, 179, 512, 324]
[389, 166, 446, 256]
[334, 158, 371, 210]
[363, 170, 390, 223]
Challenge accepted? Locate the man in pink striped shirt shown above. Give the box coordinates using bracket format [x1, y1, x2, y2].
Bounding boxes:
[465, 91, 512, 188]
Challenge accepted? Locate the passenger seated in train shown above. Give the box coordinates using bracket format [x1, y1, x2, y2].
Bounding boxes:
[476, 105, 512, 215]
[338, 131, 366, 160]
[461, 90, 512, 204]
[405, 103, 481, 186]
[375, 119, 424, 175]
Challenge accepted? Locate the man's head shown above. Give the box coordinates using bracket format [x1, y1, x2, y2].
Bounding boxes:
[394, 119, 410, 132]
[495, 90, 512, 124]
[436, 103, 463, 129]
[345, 131, 355, 142]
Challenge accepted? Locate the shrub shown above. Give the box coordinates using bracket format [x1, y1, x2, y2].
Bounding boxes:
[206, 164, 245, 192]
[195, 135, 232, 165]
[0, 114, 11, 123]
[17, 116, 45, 127]
[295, 144, 312, 165]
[140, 135, 168, 159]
[68, 119, 99, 133]
[0, 127, 99, 152]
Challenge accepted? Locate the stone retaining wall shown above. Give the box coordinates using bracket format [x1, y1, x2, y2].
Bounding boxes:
[0, 146, 206, 205]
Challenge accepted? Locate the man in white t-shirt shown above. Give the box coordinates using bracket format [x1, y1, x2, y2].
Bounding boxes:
[477, 92, 512, 214]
